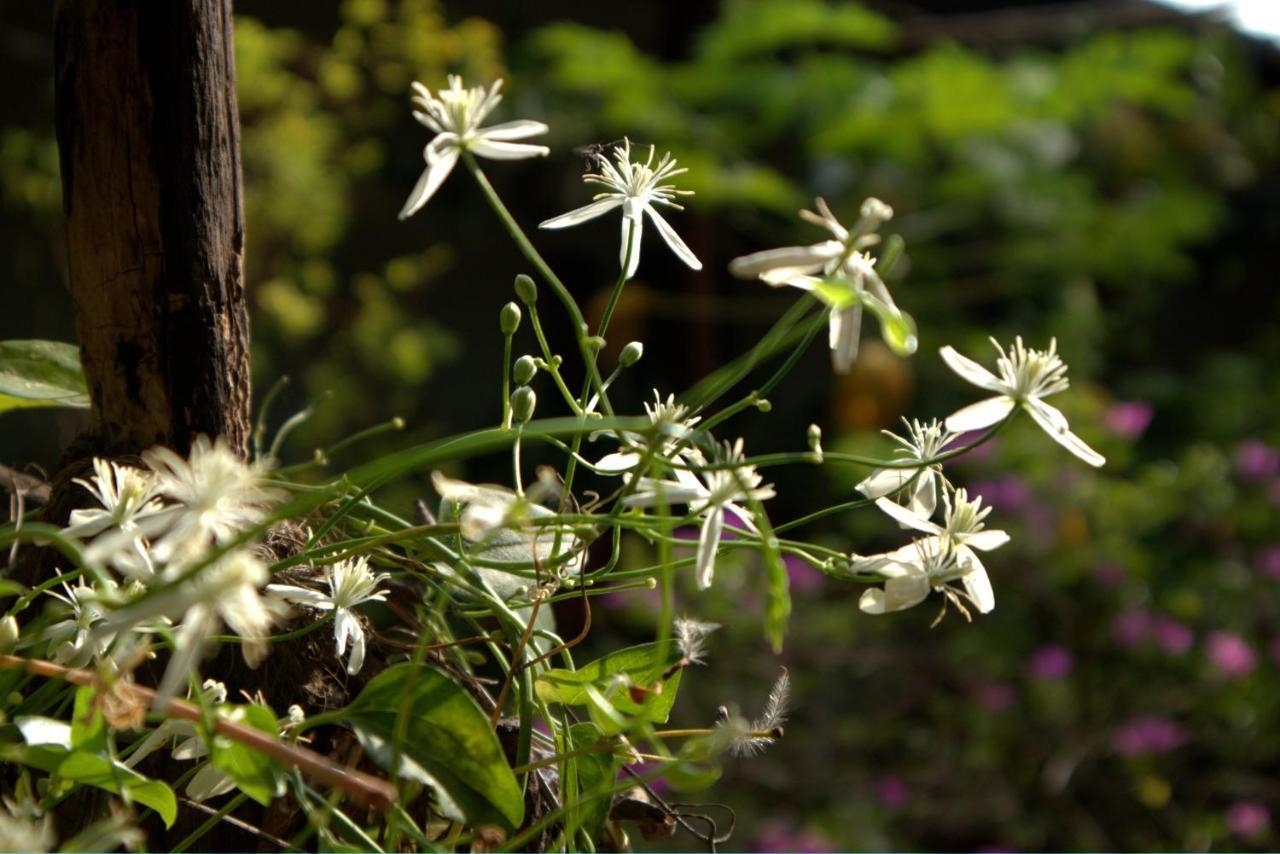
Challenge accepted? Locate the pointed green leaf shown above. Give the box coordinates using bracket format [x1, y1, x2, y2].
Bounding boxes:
[534, 641, 683, 723]
[70, 685, 106, 754]
[209, 705, 282, 806]
[56, 751, 178, 828]
[345, 663, 524, 830]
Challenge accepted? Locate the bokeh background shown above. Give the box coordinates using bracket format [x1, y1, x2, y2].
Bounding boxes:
[3, 0, 1280, 849]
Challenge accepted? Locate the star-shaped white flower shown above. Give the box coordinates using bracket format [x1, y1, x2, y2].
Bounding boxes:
[622, 439, 775, 590]
[854, 487, 1009, 617]
[540, 139, 702, 279]
[63, 459, 164, 577]
[730, 197, 914, 372]
[940, 337, 1105, 467]
[856, 418, 956, 520]
[594, 390, 703, 485]
[268, 556, 390, 675]
[399, 75, 550, 220]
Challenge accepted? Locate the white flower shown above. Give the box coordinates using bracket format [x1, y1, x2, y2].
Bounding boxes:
[540, 139, 701, 279]
[594, 390, 703, 483]
[855, 488, 1009, 617]
[63, 459, 164, 576]
[267, 556, 390, 675]
[399, 76, 549, 220]
[44, 578, 116, 666]
[730, 197, 914, 372]
[0, 799, 55, 853]
[622, 439, 775, 590]
[940, 337, 1105, 467]
[855, 418, 956, 520]
[99, 550, 283, 705]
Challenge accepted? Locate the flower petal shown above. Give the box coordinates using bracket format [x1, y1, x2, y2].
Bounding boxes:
[695, 508, 724, 590]
[398, 145, 459, 220]
[829, 303, 862, 373]
[468, 137, 550, 160]
[595, 451, 641, 474]
[874, 496, 942, 535]
[728, 243, 839, 280]
[1024, 398, 1106, 467]
[539, 196, 623, 230]
[944, 395, 1016, 433]
[958, 547, 995, 613]
[964, 529, 1010, 552]
[346, 622, 367, 675]
[645, 204, 702, 271]
[855, 466, 916, 499]
[478, 119, 550, 141]
[939, 345, 1005, 393]
[859, 573, 930, 614]
[621, 212, 644, 279]
[909, 473, 937, 519]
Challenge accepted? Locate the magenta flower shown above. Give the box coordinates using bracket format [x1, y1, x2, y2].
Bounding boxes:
[1256, 548, 1280, 581]
[1112, 610, 1154, 647]
[1103, 401, 1153, 439]
[1226, 800, 1270, 840]
[1028, 645, 1074, 680]
[1207, 630, 1257, 678]
[753, 822, 837, 853]
[1235, 439, 1280, 481]
[1152, 616, 1194, 655]
[784, 554, 825, 593]
[1092, 561, 1126, 588]
[973, 681, 1016, 712]
[874, 775, 911, 808]
[1112, 716, 1190, 757]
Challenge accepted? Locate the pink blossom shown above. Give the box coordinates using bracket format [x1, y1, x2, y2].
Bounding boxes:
[1028, 645, 1074, 680]
[1207, 630, 1257, 678]
[1112, 610, 1154, 647]
[784, 554, 825, 593]
[973, 681, 1016, 712]
[753, 822, 837, 853]
[1092, 561, 1126, 588]
[1103, 401, 1153, 439]
[1226, 800, 1270, 840]
[1152, 616, 1194, 655]
[1235, 439, 1280, 481]
[1256, 548, 1280, 581]
[874, 775, 910, 808]
[1112, 716, 1190, 757]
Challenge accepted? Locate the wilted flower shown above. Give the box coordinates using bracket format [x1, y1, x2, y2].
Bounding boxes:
[399, 76, 549, 219]
[940, 337, 1105, 467]
[730, 197, 915, 372]
[622, 439, 775, 589]
[540, 139, 701, 279]
[715, 669, 790, 758]
[268, 556, 391, 675]
[673, 616, 720, 666]
[856, 418, 956, 519]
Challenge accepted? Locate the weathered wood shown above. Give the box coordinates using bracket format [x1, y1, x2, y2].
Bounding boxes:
[53, 0, 250, 458]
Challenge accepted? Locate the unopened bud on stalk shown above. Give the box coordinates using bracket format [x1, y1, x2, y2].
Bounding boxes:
[513, 355, 538, 385]
[807, 423, 823, 460]
[514, 274, 538, 305]
[619, 341, 644, 367]
[511, 387, 537, 423]
[0, 615, 17, 655]
[499, 302, 522, 335]
[585, 336, 605, 355]
[755, 398, 772, 413]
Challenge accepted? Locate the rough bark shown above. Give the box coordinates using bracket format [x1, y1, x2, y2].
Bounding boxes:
[53, 0, 250, 458]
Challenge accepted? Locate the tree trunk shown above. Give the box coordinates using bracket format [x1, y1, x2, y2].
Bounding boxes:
[53, 0, 250, 458]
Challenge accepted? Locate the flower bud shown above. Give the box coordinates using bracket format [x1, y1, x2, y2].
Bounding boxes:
[585, 336, 605, 354]
[0, 615, 18, 655]
[513, 355, 538, 385]
[755, 398, 772, 413]
[511, 386, 537, 423]
[861, 197, 894, 224]
[514, 274, 537, 305]
[499, 302, 522, 335]
[619, 341, 644, 367]
[807, 423, 824, 460]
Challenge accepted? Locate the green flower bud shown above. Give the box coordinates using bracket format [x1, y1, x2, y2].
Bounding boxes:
[0, 615, 17, 655]
[585, 336, 605, 354]
[511, 386, 537, 423]
[619, 341, 644, 367]
[513, 354, 538, 385]
[514, 274, 538, 304]
[755, 398, 772, 413]
[807, 423, 824, 460]
[500, 302, 522, 335]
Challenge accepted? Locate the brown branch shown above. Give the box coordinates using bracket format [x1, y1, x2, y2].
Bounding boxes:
[0, 464, 50, 507]
[0, 655, 397, 811]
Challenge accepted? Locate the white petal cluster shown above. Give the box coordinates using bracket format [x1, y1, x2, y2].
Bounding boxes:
[541, 140, 702, 279]
[400, 76, 549, 219]
[268, 556, 391, 675]
[730, 197, 913, 372]
[594, 390, 703, 481]
[856, 418, 955, 519]
[941, 337, 1105, 467]
[622, 439, 775, 590]
[854, 487, 1009, 619]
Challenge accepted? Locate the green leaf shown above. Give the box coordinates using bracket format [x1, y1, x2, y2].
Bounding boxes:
[562, 722, 618, 844]
[56, 750, 178, 828]
[352, 728, 466, 824]
[0, 340, 90, 413]
[70, 685, 106, 753]
[345, 663, 524, 831]
[535, 641, 683, 724]
[209, 705, 282, 806]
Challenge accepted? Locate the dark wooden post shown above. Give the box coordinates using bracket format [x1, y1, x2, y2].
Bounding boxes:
[53, 0, 250, 458]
